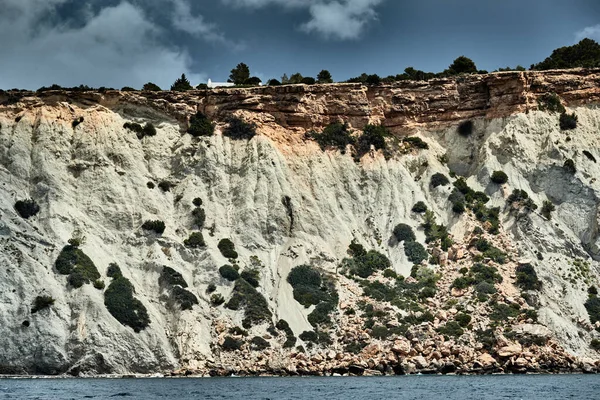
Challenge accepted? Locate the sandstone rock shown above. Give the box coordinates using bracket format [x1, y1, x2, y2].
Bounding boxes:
[498, 343, 523, 358]
[412, 356, 429, 369]
[392, 340, 411, 355]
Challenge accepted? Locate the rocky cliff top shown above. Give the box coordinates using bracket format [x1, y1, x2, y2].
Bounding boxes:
[2, 69, 600, 134]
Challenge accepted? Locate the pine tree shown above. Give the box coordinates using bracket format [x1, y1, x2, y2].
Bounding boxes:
[170, 74, 193, 91]
[317, 70, 333, 83]
[229, 63, 250, 85]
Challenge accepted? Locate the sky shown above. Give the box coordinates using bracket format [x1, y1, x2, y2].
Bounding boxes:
[1, 0, 600, 90]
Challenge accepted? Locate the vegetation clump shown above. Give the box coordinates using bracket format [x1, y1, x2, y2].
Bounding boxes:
[515, 263, 542, 291]
[356, 124, 389, 158]
[31, 295, 55, 314]
[250, 336, 270, 350]
[537, 93, 566, 113]
[159, 266, 188, 288]
[412, 201, 428, 213]
[104, 274, 150, 332]
[287, 265, 338, 327]
[559, 112, 578, 130]
[221, 336, 243, 351]
[218, 239, 238, 259]
[72, 117, 84, 128]
[431, 173, 450, 188]
[219, 265, 239, 281]
[531, 38, 600, 70]
[187, 112, 214, 137]
[342, 249, 391, 278]
[585, 288, 600, 324]
[490, 171, 508, 184]
[142, 220, 165, 235]
[563, 159, 576, 174]
[184, 232, 205, 248]
[392, 223, 416, 243]
[223, 116, 257, 140]
[192, 207, 206, 228]
[226, 277, 272, 328]
[541, 200, 556, 220]
[142, 82, 161, 91]
[457, 120, 474, 136]
[158, 266, 198, 310]
[14, 198, 40, 219]
[310, 122, 355, 151]
[124, 122, 157, 140]
[171, 73, 193, 91]
[403, 136, 429, 149]
[55, 244, 101, 288]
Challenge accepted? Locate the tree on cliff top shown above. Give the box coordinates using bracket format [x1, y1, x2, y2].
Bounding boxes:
[229, 63, 250, 85]
[170, 74, 193, 91]
[447, 56, 478, 75]
[531, 38, 600, 70]
[317, 70, 333, 83]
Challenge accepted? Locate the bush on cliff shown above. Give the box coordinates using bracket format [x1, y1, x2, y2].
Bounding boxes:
[393, 223, 416, 243]
[142, 220, 165, 235]
[311, 122, 355, 151]
[226, 277, 272, 328]
[516, 263, 542, 291]
[223, 116, 257, 140]
[559, 112, 578, 130]
[356, 124, 388, 157]
[219, 265, 239, 281]
[14, 198, 40, 219]
[218, 239, 238, 259]
[104, 275, 150, 332]
[431, 173, 450, 188]
[55, 245, 101, 288]
[31, 295, 55, 314]
[531, 38, 600, 70]
[187, 112, 214, 137]
[184, 232, 205, 248]
[490, 170, 508, 184]
[537, 93, 566, 113]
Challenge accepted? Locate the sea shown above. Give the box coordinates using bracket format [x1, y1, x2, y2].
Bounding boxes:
[0, 375, 598, 399]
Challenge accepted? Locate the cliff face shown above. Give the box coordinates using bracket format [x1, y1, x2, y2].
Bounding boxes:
[1, 69, 600, 376]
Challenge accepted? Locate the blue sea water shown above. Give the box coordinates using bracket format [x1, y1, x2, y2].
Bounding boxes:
[0, 375, 599, 400]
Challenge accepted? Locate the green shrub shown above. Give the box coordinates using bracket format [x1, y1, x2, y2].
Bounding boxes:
[532, 38, 600, 71]
[563, 159, 576, 174]
[475, 239, 506, 264]
[171, 286, 199, 310]
[283, 335, 297, 348]
[455, 312, 472, 327]
[438, 321, 464, 337]
[250, 336, 270, 350]
[489, 302, 520, 321]
[419, 286, 436, 299]
[159, 266, 188, 288]
[158, 181, 172, 192]
[226, 278, 272, 328]
[104, 276, 150, 332]
[300, 77, 316, 85]
[356, 124, 388, 157]
[308, 301, 336, 327]
[383, 269, 398, 279]
[299, 330, 319, 343]
[93, 280, 105, 290]
[412, 201, 428, 213]
[192, 198, 203, 207]
[403, 136, 429, 149]
[537, 93, 566, 113]
[171, 74, 193, 91]
[288, 264, 321, 287]
[404, 241, 428, 264]
[223, 116, 257, 140]
[516, 264, 542, 291]
[559, 112, 578, 130]
[218, 239, 238, 259]
[452, 276, 472, 290]
[431, 173, 450, 188]
[107, 263, 122, 278]
[141, 123, 157, 138]
[72, 117, 84, 128]
[14, 199, 40, 219]
[219, 265, 239, 281]
[541, 200, 555, 220]
[211, 293, 225, 306]
[344, 250, 392, 278]
[311, 122, 355, 151]
[585, 296, 600, 324]
[591, 339, 600, 351]
[490, 170, 508, 184]
[348, 239, 367, 257]
[241, 269, 260, 288]
[589, 286, 598, 296]
[457, 120, 474, 136]
[142, 220, 165, 234]
[222, 336, 243, 351]
[393, 223, 416, 243]
[147, 181, 155, 189]
[31, 295, 55, 314]
[142, 82, 161, 91]
[55, 245, 100, 288]
[187, 112, 214, 137]
[471, 262, 503, 283]
[191, 207, 206, 228]
[184, 232, 205, 248]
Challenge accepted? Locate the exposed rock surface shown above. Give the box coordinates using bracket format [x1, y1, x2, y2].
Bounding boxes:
[1, 69, 600, 376]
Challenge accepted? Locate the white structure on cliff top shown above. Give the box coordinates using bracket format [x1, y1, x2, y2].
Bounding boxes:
[207, 79, 235, 89]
